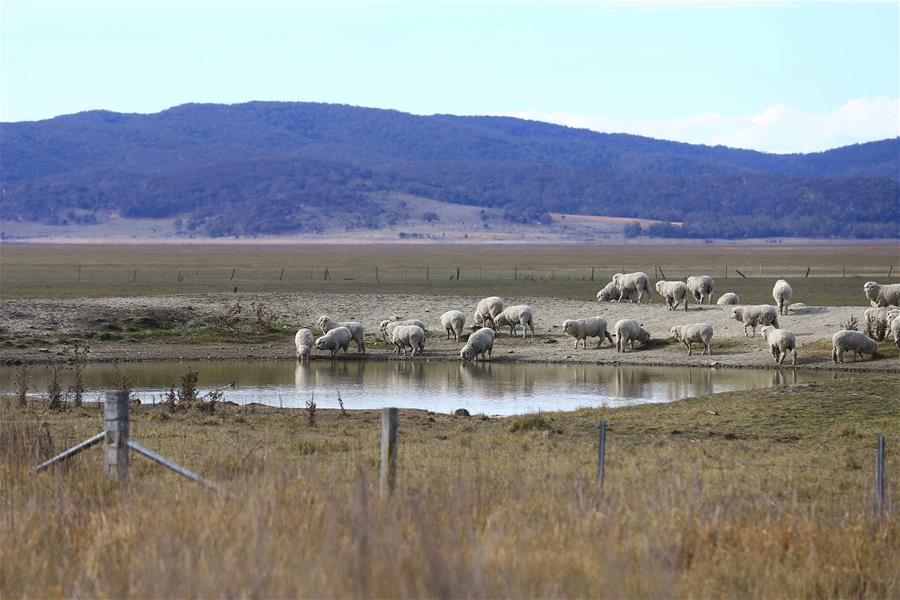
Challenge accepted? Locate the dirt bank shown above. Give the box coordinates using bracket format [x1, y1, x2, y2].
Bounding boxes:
[1, 292, 896, 372]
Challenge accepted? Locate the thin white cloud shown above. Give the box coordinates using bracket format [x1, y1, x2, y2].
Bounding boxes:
[501, 97, 900, 153]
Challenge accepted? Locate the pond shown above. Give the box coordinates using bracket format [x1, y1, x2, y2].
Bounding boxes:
[0, 359, 859, 416]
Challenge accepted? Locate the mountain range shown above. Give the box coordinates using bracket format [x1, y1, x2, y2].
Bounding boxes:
[2, 101, 897, 239]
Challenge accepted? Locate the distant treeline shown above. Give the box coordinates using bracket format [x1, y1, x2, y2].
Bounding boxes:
[2, 102, 898, 238]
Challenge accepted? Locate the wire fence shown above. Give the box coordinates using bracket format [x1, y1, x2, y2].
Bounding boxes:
[2, 263, 898, 285]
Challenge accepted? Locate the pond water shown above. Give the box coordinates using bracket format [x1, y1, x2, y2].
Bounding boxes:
[0, 359, 858, 416]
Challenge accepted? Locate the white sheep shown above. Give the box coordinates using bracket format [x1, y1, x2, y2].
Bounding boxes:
[460, 327, 496, 362]
[759, 325, 797, 365]
[380, 319, 427, 342]
[317, 315, 366, 353]
[562, 317, 614, 349]
[655, 280, 689, 311]
[716, 292, 740, 306]
[670, 323, 713, 356]
[490, 305, 535, 338]
[864, 306, 900, 341]
[473, 296, 505, 328]
[612, 272, 653, 303]
[731, 305, 780, 336]
[440, 310, 466, 341]
[315, 326, 352, 357]
[864, 282, 900, 308]
[613, 319, 651, 352]
[294, 328, 314, 362]
[391, 325, 426, 357]
[686, 275, 715, 305]
[891, 315, 900, 352]
[832, 330, 879, 363]
[596, 281, 621, 302]
[772, 279, 793, 315]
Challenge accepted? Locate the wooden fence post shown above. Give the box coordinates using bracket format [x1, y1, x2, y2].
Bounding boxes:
[456, 267, 460, 281]
[805, 266, 811, 278]
[876, 435, 885, 517]
[279, 267, 285, 281]
[376, 266, 379, 282]
[132, 269, 137, 282]
[590, 266, 595, 281]
[230, 268, 236, 281]
[889, 265, 894, 279]
[598, 420, 607, 487]
[725, 264, 728, 279]
[104, 391, 129, 481]
[380, 407, 398, 496]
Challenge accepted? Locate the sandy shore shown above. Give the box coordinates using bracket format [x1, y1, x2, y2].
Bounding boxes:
[1, 292, 896, 372]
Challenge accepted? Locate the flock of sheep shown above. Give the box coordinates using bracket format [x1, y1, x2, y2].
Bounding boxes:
[294, 273, 900, 367]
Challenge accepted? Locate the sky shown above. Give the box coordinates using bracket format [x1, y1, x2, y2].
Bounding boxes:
[1, 1, 898, 153]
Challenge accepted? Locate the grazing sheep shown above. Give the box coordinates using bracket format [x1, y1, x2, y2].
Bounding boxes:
[731, 305, 780, 336]
[772, 279, 793, 315]
[612, 272, 653, 303]
[670, 323, 714, 356]
[596, 281, 622, 302]
[460, 327, 496, 362]
[317, 315, 366, 353]
[315, 326, 352, 357]
[613, 319, 651, 352]
[473, 296, 505, 328]
[596, 282, 638, 302]
[440, 310, 466, 341]
[294, 328, 314, 362]
[831, 330, 879, 363]
[563, 317, 614, 349]
[655, 280, 690, 311]
[717, 292, 740, 306]
[864, 282, 900, 308]
[380, 319, 427, 342]
[891, 316, 900, 351]
[491, 305, 535, 338]
[759, 325, 798, 365]
[864, 306, 900, 341]
[391, 325, 426, 357]
[686, 275, 715, 305]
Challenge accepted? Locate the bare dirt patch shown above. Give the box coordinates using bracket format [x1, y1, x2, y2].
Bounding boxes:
[1, 292, 895, 372]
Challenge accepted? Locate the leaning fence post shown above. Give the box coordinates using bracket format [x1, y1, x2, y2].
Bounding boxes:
[598, 419, 607, 488]
[380, 407, 398, 496]
[876, 435, 885, 517]
[104, 391, 129, 481]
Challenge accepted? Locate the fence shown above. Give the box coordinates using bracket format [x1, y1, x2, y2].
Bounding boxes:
[27, 402, 892, 519]
[35, 391, 219, 490]
[3, 263, 898, 287]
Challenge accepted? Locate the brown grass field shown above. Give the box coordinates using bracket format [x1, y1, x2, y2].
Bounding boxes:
[2, 242, 899, 598]
[1, 242, 898, 302]
[1, 375, 898, 598]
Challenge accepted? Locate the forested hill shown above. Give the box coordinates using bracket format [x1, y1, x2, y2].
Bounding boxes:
[2, 101, 898, 238]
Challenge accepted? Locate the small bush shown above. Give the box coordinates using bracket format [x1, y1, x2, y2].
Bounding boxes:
[14, 365, 28, 409]
[508, 413, 552, 432]
[46, 363, 63, 410]
[306, 394, 317, 428]
[840, 315, 859, 331]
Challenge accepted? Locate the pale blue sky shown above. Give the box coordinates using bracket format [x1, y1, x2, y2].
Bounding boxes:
[1, 1, 898, 151]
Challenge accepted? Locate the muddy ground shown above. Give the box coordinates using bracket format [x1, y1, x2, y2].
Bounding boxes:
[0, 292, 896, 372]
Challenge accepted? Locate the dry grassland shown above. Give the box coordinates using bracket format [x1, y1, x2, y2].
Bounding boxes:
[1, 242, 897, 302]
[2, 375, 898, 598]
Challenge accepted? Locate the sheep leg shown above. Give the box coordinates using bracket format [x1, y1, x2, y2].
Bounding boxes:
[791, 349, 797, 365]
[704, 342, 711, 356]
